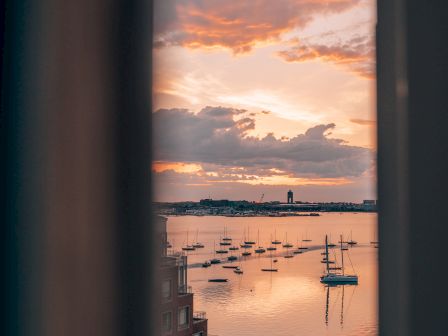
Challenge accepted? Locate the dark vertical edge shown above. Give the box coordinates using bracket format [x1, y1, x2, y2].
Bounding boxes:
[3, 1, 44, 336]
[111, 0, 155, 335]
[377, 0, 410, 335]
[406, 1, 448, 335]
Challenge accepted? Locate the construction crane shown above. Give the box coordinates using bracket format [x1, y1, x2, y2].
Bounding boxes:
[258, 193, 265, 203]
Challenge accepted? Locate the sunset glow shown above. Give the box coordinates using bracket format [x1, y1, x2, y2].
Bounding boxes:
[153, 0, 376, 202]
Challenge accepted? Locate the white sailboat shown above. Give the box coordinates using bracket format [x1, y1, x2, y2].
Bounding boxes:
[320, 235, 358, 284]
[182, 230, 196, 251]
[192, 229, 205, 248]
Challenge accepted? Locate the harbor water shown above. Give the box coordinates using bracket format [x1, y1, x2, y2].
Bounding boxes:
[167, 213, 377, 336]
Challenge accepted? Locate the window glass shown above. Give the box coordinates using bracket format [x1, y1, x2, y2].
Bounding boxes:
[178, 306, 190, 327]
[162, 279, 171, 300]
[162, 311, 172, 332]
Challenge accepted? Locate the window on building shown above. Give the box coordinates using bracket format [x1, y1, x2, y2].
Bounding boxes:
[178, 306, 190, 329]
[162, 311, 172, 333]
[162, 279, 172, 300]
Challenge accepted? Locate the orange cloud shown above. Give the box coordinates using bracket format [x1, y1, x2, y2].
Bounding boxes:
[154, 0, 361, 54]
[277, 35, 375, 78]
[350, 118, 376, 126]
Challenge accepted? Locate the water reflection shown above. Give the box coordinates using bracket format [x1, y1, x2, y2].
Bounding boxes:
[324, 284, 358, 329]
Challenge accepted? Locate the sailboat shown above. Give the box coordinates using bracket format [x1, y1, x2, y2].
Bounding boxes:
[328, 234, 337, 248]
[254, 229, 266, 253]
[282, 232, 293, 248]
[298, 233, 308, 250]
[302, 229, 312, 242]
[182, 230, 196, 251]
[220, 226, 232, 245]
[267, 234, 277, 251]
[347, 230, 358, 245]
[271, 228, 282, 245]
[227, 248, 238, 261]
[210, 240, 221, 264]
[234, 267, 243, 274]
[192, 229, 205, 248]
[320, 235, 358, 284]
[261, 249, 278, 272]
[222, 226, 232, 241]
[244, 227, 256, 245]
[293, 234, 303, 254]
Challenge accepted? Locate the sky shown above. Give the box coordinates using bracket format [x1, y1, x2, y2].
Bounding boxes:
[152, 0, 376, 203]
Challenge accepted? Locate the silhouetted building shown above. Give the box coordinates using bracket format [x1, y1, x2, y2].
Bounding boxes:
[287, 190, 294, 204]
[158, 216, 208, 336]
[199, 199, 230, 207]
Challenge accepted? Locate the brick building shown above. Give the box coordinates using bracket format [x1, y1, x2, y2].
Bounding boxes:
[158, 216, 208, 336]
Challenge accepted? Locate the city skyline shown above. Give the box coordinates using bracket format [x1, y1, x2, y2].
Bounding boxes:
[153, 0, 376, 202]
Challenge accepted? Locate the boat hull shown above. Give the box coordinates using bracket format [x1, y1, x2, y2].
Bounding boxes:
[320, 274, 358, 284]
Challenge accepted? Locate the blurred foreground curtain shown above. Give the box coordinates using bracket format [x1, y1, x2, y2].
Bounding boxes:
[2, 1, 157, 336]
[377, 1, 448, 335]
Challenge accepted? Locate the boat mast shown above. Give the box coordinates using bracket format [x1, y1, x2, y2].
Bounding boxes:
[340, 234, 345, 275]
[325, 235, 330, 274]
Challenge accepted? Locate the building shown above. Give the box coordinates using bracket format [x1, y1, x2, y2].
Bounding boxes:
[287, 190, 294, 204]
[158, 216, 208, 336]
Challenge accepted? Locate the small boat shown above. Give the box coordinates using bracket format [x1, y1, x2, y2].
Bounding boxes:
[283, 233, 293, 248]
[267, 247, 277, 251]
[202, 261, 211, 268]
[182, 230, 196, 250]
[261, 249, 278, 271]
[321, 260, 335, 264]
[227, 255, 238, 261]
[234, 267, 243, 274]
[271, 229, 282, 244]
[320, 234, 358, 284]
[210, 241, 221, 263]
[220, 241, 231, 246]
[222, 265, 238, 269]
[293, 250, 303, 254]
[222, 226, 232, 241]
[208, 278, 228, 282]
[346, 230, 357, 245]
[302, 230, 312, 242]
[192, 230, 205, 248]
[284, 255, 294, 258]
[273, 259, 278, 263]
[240, 244, 252, 248]
[182, 246, 195, 251]
[229, 246, 239, 251]
[216, 249, 228, 254]
[242, 251, 251, 256]
[255, 248, 266, 253]
[244, 227, 256, 244]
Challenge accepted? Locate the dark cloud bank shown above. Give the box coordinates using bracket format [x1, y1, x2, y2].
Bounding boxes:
[153, 106, 373, 179]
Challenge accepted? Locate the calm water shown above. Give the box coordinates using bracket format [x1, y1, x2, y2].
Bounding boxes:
[167, 213, 378, 336]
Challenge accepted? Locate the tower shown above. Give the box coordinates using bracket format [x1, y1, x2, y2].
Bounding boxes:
[287, 190, 294, 204]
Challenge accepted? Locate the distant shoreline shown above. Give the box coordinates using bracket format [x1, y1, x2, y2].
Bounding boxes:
[160, 211, 376, 218]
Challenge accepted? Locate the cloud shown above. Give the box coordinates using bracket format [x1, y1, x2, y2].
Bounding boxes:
[277, 34, 375, 78]
[153, 106, 373, 179]
[154, 0, 361, 54]
[350, 118, 376, 125]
